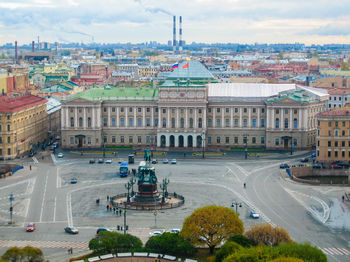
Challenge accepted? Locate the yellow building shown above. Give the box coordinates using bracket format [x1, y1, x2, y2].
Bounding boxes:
[0, 73, 7, 95]
[316, 110, 350, 164]
[0, 95, 48, 159]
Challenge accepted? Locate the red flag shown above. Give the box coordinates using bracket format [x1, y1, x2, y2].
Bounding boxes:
[182, 62, 189, 69]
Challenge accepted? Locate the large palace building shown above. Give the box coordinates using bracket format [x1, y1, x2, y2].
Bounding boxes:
[61, 61, 329, 150]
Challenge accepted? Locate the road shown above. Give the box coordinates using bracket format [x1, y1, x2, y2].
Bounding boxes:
[0, 150, 349, 262]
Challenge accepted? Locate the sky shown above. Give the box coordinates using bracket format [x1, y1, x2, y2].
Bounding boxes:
[0, 0, 350, 45]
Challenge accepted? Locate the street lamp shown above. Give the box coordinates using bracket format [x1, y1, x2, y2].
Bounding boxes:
[290, 133, 293, 155]
[231, 201, 242, 216]
[201, 132, 205, 159]
[243, 134, 249, 159]
[9, 194, 14, 224]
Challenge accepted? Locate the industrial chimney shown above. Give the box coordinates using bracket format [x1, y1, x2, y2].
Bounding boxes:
[15, 41, 18, 63]
[173, 15, 176, 52]
[32, 41, 35, 52]
[179, 16, 183, 52]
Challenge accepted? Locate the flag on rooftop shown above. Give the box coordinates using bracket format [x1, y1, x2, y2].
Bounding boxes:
[182, 62, 189, 69]
[171, 62, 179, 69]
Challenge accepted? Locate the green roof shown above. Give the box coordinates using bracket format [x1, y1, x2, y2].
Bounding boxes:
[167, 61, 215, 80]
[266, 91, 313, 103]
[65, 85, 158, 102]
[320, 70, 350, 77]
[41, 84, 72, 93]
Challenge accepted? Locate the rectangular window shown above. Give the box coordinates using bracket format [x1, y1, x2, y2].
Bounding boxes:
[261, 119, 265, 127]
[225, 118, 230, 127]
[217, 136, 221, 144]
[235, 108, 238, 113]
[342, 141, 345, 147]
[328, 151, 331, 157]
[190, 109, 193, 114]
[252, 137, 256, 144]
[172, 108, 175, 114]
[112, 136, 116, 143]
[162, 108, 166, 114]
[252, 119, 256, 127]
[104, 136, 107, 143]
[137, 118, 142, 127]
[335, 151, 338, 157]
[226, 108, 229, 113]
[234, 119, 239, 127]
[275, 138, 279, 145]
[253, 108, 256, 113]
[199, 109, 202, 114]
[146, 136, 151, 143]
[7, 137, 10, 143]
[335, 141, 338, 147]
[147, 108, 150, 112]
[234, 137, 238, 143]
[112, 118, 116, 127]
[112, 107, 115, 112]
[120, 118, 125, 127]
[104, 107, 107, 112]
[88, 137, 91, 144]
[155, 108, 158, 113]
[208, 136, 212, 144]
[129, 136, 133, 143]
[129, 118, 133, 127]
[172, 118, 175, 128]
[216, 119, 221, 127]
[243, 119, 247, 127]
[0, 137, 2, 144]
[261, 137, 265, 144]
[225, 137, 229, 144]
[146, 118, 151, 127]
[70, 137, 74, 144]
[120, 136, 124, 143]
[121, 107, 124, 112]
[138, 136, 142, 143]
[328, 130, 332, 136]
[208, 118, 213, 127]
[155, 118, 159, 127]
[285, 109, 288, 114]
[138, 107, 141, 112]
[129, 107, 133, 113]
[244, 108, 247, 113]
[328, 141, 331, 146]
[7, 148, 10, 155]
[217, 108, 220, 113]
[342, 151, 345, 157]
[262, 108, 265, 113]
[276, 109, 280, 114]
[208, 108, 212, 113]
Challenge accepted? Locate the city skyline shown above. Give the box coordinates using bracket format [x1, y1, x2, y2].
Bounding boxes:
[0, 0, 350, 45]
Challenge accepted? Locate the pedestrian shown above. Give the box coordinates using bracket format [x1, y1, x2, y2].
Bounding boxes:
[30, 165, 32, 171]
[119, 209, 122, 216]
[243, 183, 246, 188]
[109, 204, 112, 211]
[106, 205, 109, 211]
[107, 195, 109, 201]
[70, 248, 73, 254]
[342, 195, 345, 202]
[113, 207, 116, 213]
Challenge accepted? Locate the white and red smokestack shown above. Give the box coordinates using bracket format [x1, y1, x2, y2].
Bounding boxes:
[179, 16, 183, 52]
[173, 15, 176, 52]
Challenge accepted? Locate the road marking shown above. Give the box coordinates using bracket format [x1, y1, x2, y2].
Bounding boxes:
[0, 240, 88, 249]
[51, 153, 56, 165]
[32, 157, 38, 164]
[321, 247, 350, 256]
[39, 175, 48, 223]
[25, 177, 36, 195]
[0, 179, 30, 190]
[66, 193, 73, 227]
[229, 162, 249, 176]
[56, 166, 61, 189]
[53, 196, 56, 222]
[225, 166, 242, 183]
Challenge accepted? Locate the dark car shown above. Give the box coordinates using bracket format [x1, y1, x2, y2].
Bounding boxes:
[96, 228, 111, 238]
[98, 159, 104, 164]
[28, 151, 36, 157]
[335, 162, 349, 168]
[151, 159, 158, 164]
[312, 163, 322, 169]
[71, 178, 78, 184]
[89, 159, 95, 164]
[64, 226, 79, 234]
[300, 158, 309, 163]
[280, 163, 290, 169]
[331, 163, 343, 169]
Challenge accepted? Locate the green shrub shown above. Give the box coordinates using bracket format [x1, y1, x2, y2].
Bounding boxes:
[228, 235, 256, 247]
[270, 258, 304, 262]
[214, 241, 242, 262]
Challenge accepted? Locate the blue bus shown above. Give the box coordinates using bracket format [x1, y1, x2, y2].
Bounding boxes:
[120, 162, 128, 177]
[138, 161, 146, 172]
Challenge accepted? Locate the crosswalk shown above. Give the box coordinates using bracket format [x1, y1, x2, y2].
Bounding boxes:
[320, 247, 350, 256]
[0, 240, 89, 249]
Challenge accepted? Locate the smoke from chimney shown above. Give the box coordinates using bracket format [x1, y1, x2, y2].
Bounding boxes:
[179, 16, 183, 52]
[15, 41, 18, 63]
[173, 15, 176, 52]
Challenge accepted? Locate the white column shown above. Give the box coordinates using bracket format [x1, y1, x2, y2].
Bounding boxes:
[83, 108, 87, 129]
[167, 107, 170, 128]
[175, 134, 179, 147]
[74, 107, 78, 128]
[157, 134, 161, 147]
[213, 108, 216, 128]
[142, 107, 145, 127]
[61, 107, 65, 129]
[195, 108, 198, 129]
[230, 107, 233, 128]
[165, 134, 170, 147]
[239, 107, 242, 128]
[257, 108, 260, 128]
[151, 107, 154, 127]
[298, 109, 302, 130]
[303, 109, 308, 130]
[92, 107, 95, 128]
[280, 108, 283, 131]
[116, 107, 120, 127]
[107, 106, 111, 127]
[266, 108, 270, 129]
[185, 108, 188, 128]
[65, 107, 69, 128]
[134, 107, 136, 128]
[289, 109, 293, 130]
[184, 135, 188, 147]
[125, 107, 128, 128]
[176, 108, 179, 128]
[97, 107, 101, 127]
[221, 108, 224, 128]
[248, 107, 251, 128]
[158, 107, 161, 128]
[271, 109, 274, 129]
[203, 108, 207, 129]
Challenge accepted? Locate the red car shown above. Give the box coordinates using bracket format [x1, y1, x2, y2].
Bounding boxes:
[26, 222, 36, 232]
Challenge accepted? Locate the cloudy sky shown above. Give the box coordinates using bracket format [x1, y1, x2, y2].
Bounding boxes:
[0, 0, 350, 45]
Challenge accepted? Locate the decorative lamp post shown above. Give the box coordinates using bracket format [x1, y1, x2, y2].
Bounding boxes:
[129, 177, 136, 197]
[231, 200, 242, 216]
[160, 178, 170, 204]
[243, 134, 249, 159]
[125, 182, 132, 203]
[201, 132, 205, 159]
[9, 194, 14, 224]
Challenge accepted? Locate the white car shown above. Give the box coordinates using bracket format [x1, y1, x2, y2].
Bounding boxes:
[250, 211, 260, 219]
[57, 153, 64, 158]
[149, 231, 162, 237]
[168, 228, 180, 233]
[105, 159, 112, 164]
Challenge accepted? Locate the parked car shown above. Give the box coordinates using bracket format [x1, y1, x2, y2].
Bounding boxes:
[250, 211, 260, 219]
[163, 158, 169, 164]
[300, 158, 309, 163]
[168, 228, 180, 233]
[98, 159, 104, 164]
[57, 153, 64, 158]
[279, 163, 290, 169]
[105, 159, 112, 164]
[71, 178, 78, 184]
[89, 159, 95, 164]
[331, 163, 342, 169]
[149, 231, 162, 237]
[171, 159, 177, 164]
[334, 162, 349, 168]
[28, 151, 36, 157]
[64, 226, 79, 234]
[26, 222, 36, 232]
[151, 159, 158, 164]
[312, 163, 322, 169]
[96, 228, 111, 238]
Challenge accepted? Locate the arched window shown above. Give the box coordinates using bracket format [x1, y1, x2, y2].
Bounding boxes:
[198, 118, 202, 128]
[284, 118, 288, 128]
[70, 117, 74, 127]
[180, 118, 185, 128]
[190, 118, 194, 128]
[79, 117, 83, 127]
[88, 117, 91, 127]
[275, 118, 279, 128]
[162, 118, 166, 128]
[293, 118, 298, 128]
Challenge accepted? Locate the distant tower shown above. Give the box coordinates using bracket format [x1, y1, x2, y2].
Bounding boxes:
[32, 41, 35, 52]
[37, 36, 40, 50]
[15, 41, 18, 63]
[173, 15, 177, 52]
[179, 16, 183, 52]
[55, 42, 58, 53]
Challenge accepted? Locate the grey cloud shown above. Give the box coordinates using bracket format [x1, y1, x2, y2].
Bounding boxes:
[309, 24, 350, 36]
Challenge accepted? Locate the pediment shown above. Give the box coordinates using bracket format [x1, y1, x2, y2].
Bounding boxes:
[63, 97, 95, 105]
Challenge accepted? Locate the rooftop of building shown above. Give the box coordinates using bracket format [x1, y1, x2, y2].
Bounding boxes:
[64, 85, 158, 102]
[317, 110, 350, 117]
[167, 61, 215, 80]
[46, 97, 61, 114]
[328, 88, 350, 95]
[0, 95, 47, 113]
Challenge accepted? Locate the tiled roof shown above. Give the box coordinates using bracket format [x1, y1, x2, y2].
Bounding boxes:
[167, 61, 214, 80]
[0, 95, 47, 113]
[328, 88, 350, 95]
[317, 110, 350, 117]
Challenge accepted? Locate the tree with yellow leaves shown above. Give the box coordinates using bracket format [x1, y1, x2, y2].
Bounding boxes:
[180, 206, 243, 254]
[244, 224, 292, 246]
